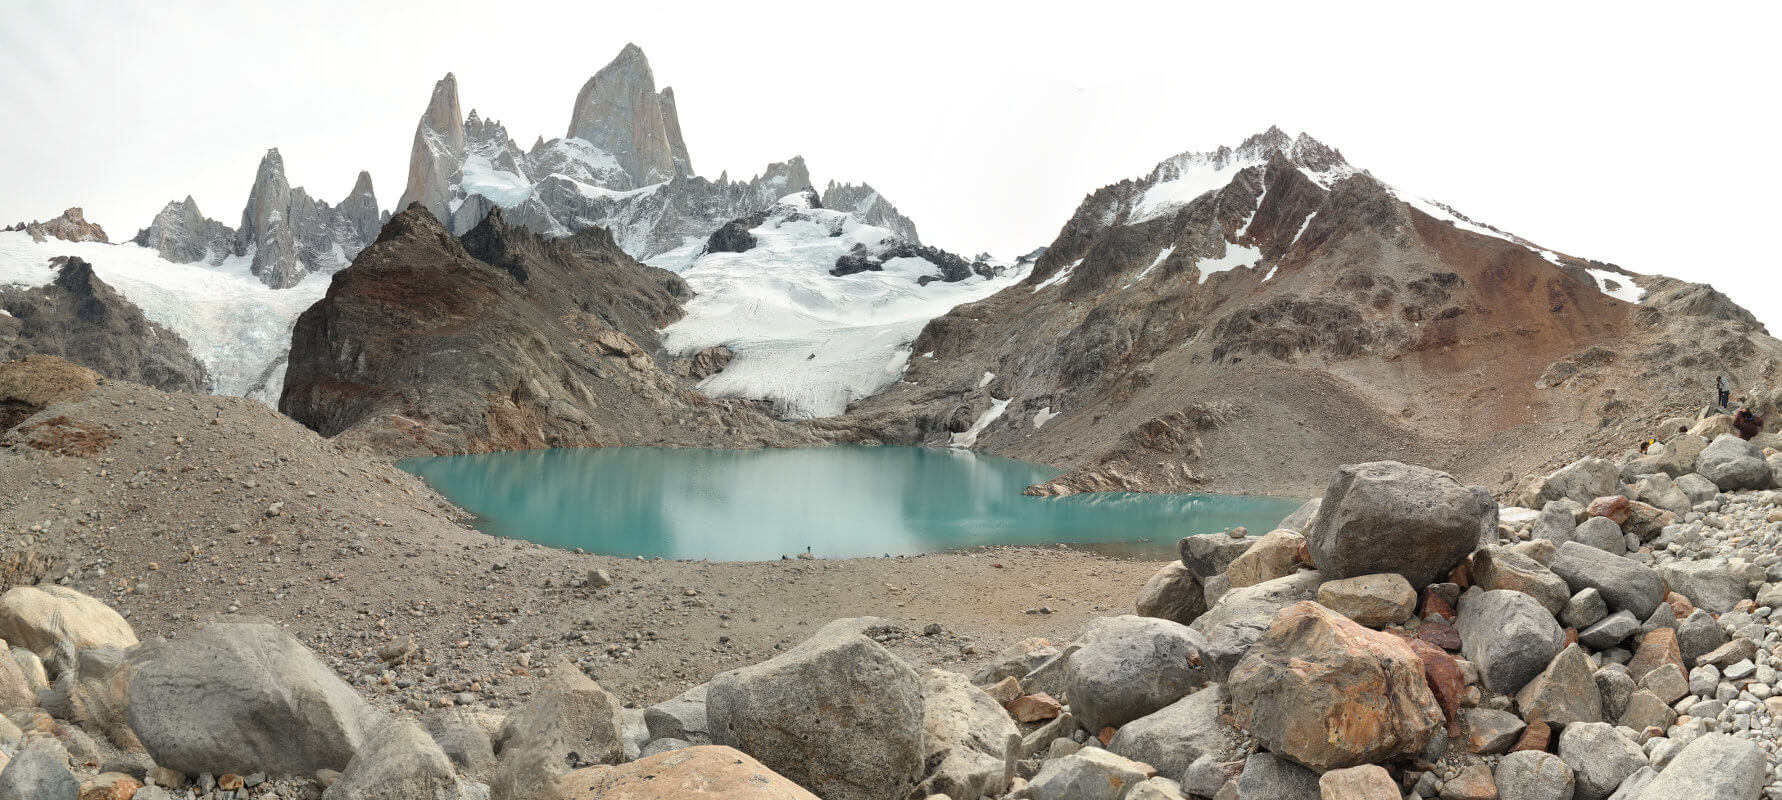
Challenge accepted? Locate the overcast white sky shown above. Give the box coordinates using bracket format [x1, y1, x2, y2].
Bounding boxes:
[3, 1, 1777, 326]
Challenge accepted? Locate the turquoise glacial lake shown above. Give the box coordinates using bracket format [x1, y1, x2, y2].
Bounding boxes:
[400, 446, 1303, 562]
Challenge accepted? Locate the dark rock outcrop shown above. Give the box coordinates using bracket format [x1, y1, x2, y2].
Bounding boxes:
[281, 205, 814, 454]
[0, 257, 210, 393]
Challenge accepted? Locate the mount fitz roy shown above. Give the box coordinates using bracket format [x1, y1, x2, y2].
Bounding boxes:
[2, 46, 1778, 498]
[394, 43, 919, 264]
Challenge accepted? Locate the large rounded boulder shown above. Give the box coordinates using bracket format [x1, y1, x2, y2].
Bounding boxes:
[1456, 590, 1565, 695]
[0, 586, 136, 666]
[706, 618, 923, 800]
[1697, 434, 1771, 491]
[1307, 461, 1496, 587]
[126, 621, 377, 776]
[1227, 602, 1443, 772]
[1134, 562, 1206, 626]
[1063, 615, 1208, 732]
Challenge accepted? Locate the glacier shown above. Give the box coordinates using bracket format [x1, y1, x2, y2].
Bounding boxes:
[0, 231, 326, 404]
[658, 195, 1028, 419]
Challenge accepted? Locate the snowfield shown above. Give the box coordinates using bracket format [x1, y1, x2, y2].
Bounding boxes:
[0, 232, 326, 404]
[660, 195, 1027, 419]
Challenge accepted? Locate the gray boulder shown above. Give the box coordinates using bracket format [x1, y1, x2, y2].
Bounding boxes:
[707, 617, 924, 800]
[1516, 644, 1603, 727]
[1550, 541, 1665, 617]
[1134, 562, 1206, 626]
[1278, 498, 1321, 533]
[1530, 457, 1622, 506]
[1608, 767, 1656, 800]
[1472, 546, 1571, 615]
[489, 663, 625, 800]
[1630, 732, 1764, 799]
[1107, 685, 1235, 780]
[1495, 750, 1576, 800]
[1532, 500, 1581, 545]
[0, 739, 77, 800]
[1191, 570, 1323, 681]
[1029, 748, 1154, 800]
[127, 621, 376, 776]
[1660, 559, 1749, 613]
[1234, 751, 1319, 800]
[1307, 461, 1494, 587]
[1633, 474, 1691, 516]
[1573, 516, 1627, 555]
[1579, 611, 1640, 651]
[324, 717, 460, 800]
[643, 683, 710, 744]
[1178, 534, 1253, 579]
[1675, 609, 1729, 664]
[1562, 588, 1609, 629]
[638, 738, 691, 758]
[1655, 435, 1708, 478]
[1559, 722, 1645, 800]
[913, 669, 1018, 800]
[1696, 434, 1771, 491]
[1675, 472, 1719, 504]
[1065, 615, 1207, 732]
[421, 708, 495, 775]
[1456, 589, 1564, 694]
[971, 638, 1059, 686]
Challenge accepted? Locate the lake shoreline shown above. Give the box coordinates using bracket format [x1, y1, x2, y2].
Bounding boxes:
[0, 378, 1175, 712]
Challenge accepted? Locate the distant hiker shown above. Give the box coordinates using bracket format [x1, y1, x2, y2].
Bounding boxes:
[1735, 409, 1764, 440]
[1718, 375, 1732, 408]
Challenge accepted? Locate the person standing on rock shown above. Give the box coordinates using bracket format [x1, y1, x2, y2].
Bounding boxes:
[1718, 374, 1732, 408]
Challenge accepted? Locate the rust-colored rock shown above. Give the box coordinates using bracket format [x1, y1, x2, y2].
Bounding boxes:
[1587, 495, 1632, 524]
[1098, 726, 1116, 746]
[1228, 601, 1444, 771]
[1417, 621, 1463, 652]
[1409, 639, 1465, 737]
[1421, 589, 1457, 621]
[78, 772, 142, 800]
[1511, 721, 1551, 753]
[1007, 692, 1062, 723]
[217, 774, 245, 791]
[559, 746, 819, 799]
[1446, 561, 1472, 588]
[1626, 628, 1685, 683]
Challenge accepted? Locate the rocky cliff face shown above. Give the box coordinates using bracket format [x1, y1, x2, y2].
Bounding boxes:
[280, 205, 816, 455]
[0, 256, 210, 393]
[131, 196, 235, 264]
[391, 45, 920, 270]
[7, 208, 109, 243]
[830, 128, 1782, 498]
[821, 181, 921, 244]
[133, 150, 384, 289]
[566, 42, 693, 187]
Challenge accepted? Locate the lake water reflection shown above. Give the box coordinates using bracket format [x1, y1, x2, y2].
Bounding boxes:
[401, 446, 1304, 561]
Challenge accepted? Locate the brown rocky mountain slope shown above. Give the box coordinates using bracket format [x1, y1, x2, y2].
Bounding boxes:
[281, 205, 815, 454]
[829, 129, 1782, 498]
